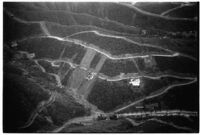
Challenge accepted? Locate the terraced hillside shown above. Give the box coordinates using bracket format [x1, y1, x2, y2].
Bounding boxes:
[3, 2, 199, 133]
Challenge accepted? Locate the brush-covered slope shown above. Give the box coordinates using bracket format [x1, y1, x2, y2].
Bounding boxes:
[4, 2, 198, 32]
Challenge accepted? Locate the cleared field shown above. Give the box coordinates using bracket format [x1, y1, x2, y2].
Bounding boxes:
[80, 49, 96, 69]
[90, 53, 101, 69]
[68, 68, 87, 89]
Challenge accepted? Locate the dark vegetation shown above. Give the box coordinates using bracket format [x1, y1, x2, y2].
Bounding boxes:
[88, 79, 140, 112]
[72, 47, 86, 65]
[127, 36, 198, 58]
[62, 116, 196, 133]
[15, 37, 86, 64]
[46, 22, 123, 37]
[128, 119, 192, 133]
[58, 62, 71, 76]
[140, 77, 191, 96]
[62, 42, 86, 64]
[61, 68, 74, 86]
[5, 2, 198, 33]
[3, 70, 50, 132]
[17, 113, 57, 133]
[15, 56, 61, 91]
[4, 12, 44, 43]
[135, 57, 159, 75]
[3, 2, 199, 133]
[123, 80, 198, 114]
[61, 2, 196, 32]
[16, 38, 65, 59]
[100, 59, 138, 77]
[37, 60, 60, 74]
[134, 2, 181, 14]
[164, 4, 198, 18]
[158, 116, 199, 131]
[154, 56, 197, 75]
[88, 76, 193, 112]
[43, 94, 89, 126]
[59, 2, 197, 32]
[135, 55, 198, 76]
[37, 60, 73, 82]
[5, 8, 142, 35]
[70, 32, 171, 55]
[3, 43, 88, 132]
[145, 82, 199, 111]
[62, 119, 134, 133]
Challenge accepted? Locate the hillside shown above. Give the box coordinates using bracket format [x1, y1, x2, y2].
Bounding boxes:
[3, 2, 199, 133]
